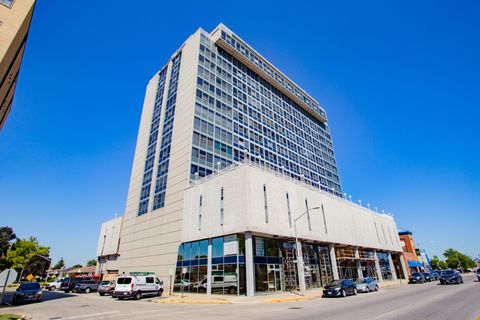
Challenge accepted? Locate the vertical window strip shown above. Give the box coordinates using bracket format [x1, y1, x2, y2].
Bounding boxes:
[285, 192, 292, 228]
[305, 198, 312, 231]
[220, 187, 224, 226]
[381, 224, 388, 244]
[321, 204, 328, 234]
[387, 226, 394, 246]
[138, 67, 168, 216]
[152, 52, 182, 210]
[263, 184, 269, 223]
[374, 222, 381, 243]
[198, 195, 203, 231]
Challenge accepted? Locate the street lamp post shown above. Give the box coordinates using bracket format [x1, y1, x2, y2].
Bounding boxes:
[293, 206, 321, 296]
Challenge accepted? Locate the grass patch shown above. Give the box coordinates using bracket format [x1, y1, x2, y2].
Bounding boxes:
[0, 314, 21, 320]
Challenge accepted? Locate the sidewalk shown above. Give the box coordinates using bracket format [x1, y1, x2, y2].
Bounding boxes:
[153, 280, 407, 305]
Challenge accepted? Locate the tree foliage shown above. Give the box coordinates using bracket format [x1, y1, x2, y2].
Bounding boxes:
[54, 257, 65, 269]
[6, 236, 50, 274]
[443, 248, 476, 269]
[86, 259, 97, 267]
[0, 226, 17, 270]
[430, 255, 448, 270]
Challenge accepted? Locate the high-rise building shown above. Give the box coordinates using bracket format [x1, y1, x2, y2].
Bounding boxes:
[0, 0, 35, 130]
[97, 24, 407, 295]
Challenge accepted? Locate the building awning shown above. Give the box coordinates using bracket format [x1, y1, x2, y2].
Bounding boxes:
[407, 260, 423, 268]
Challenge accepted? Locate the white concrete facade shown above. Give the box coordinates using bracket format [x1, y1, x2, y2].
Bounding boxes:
[182, 163, 402, 253]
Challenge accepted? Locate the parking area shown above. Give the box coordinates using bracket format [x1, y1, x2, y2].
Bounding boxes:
[1, 274, 479, 320]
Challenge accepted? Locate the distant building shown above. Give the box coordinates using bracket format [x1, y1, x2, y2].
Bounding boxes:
[398, 228, 423, 275]
[95, 216, 123, 280]
[66, 265, 96, 277]
[0, 0, 36, 129]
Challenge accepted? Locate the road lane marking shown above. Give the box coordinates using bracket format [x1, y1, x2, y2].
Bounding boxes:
[59, 311, 120, 319]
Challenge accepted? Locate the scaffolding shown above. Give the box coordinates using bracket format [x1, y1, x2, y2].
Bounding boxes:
[318, 245, 333, 286]
[282, 245, 298, 291]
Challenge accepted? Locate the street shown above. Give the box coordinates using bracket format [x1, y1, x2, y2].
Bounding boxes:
[2, 274, 479, 320]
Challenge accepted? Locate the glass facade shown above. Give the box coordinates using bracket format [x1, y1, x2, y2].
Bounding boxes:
[174, 234, 246, 295]
[191, 33, 341, 194]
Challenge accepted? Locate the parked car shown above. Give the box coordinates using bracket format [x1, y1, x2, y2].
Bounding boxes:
[476, 269, 480, 281]
[13, 282, 43, 305]
[113, 273, 163, 300]
[409, 272, 426, 284]
[60, 277, 93, 293]
[98, 280, 116, 296]
[429, 271, 439, 281]
[422, 272, 434, 282]
[45, 278, 63, 291]
[73, 280, 99, 293]
[354, 277, 379, 293]
[439, 270, 463, 284]
[323, 279, 357, 297]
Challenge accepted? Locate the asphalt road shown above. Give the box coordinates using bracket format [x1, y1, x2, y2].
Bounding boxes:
[2, 274, 479, 320]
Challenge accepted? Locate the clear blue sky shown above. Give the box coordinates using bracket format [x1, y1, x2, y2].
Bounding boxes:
[0, 1, 479, 267]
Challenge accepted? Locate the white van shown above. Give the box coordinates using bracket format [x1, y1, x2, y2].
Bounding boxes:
[113, 272, 163, 300]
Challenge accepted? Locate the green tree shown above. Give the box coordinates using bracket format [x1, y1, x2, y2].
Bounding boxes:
[443, 248, 476, 269]
[86, 259, 97, 267]
[53, 257, 65, 269]
[430, 255, 447, 270]
[6, 236, 50, 278]
[0, 226, 16, 270]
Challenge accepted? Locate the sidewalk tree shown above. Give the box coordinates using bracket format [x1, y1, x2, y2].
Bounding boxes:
[430, 255, 448, 270]
[86, 259, 97, 267]
[0, 226, 16, 269]
[6, 236, 50, 278]
[443, 248, 476, 269]
[54, 257, 65, 269]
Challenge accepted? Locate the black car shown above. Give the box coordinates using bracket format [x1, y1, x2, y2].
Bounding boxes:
[439, 270, 463, 284]
[409, 272, 426, 284]
[476, 269, 480, 281]
[422, 272, 433, 282]
[13, 282, 43, 305]
[323, 279, 357, 297]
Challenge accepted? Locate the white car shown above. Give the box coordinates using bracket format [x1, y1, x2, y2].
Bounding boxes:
[112, 273, 163, 300]
[46, 278, 63, 291]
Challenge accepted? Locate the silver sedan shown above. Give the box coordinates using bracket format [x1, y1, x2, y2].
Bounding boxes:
[355, 277, 379, 293]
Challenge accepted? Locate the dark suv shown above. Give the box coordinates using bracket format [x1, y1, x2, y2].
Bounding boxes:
[60, 277, 92, 293]
[476, 269, 480, 281]
[439, 270, 463, 284]
[73, 280, 99, 293]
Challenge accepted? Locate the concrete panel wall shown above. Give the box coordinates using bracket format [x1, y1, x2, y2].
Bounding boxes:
[182, 164, 402, 253]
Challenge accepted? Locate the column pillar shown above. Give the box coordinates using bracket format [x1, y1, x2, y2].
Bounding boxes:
[354, 247, 363, 280]
[399, 253, 408, 279]
[329, 244, 339, 280]
[245, 232, 255, 297]
[387, 252, 398, 280]
[373, 250, 383, 281]
[296, 239, 306, 294]
[207, 239, 212, 295]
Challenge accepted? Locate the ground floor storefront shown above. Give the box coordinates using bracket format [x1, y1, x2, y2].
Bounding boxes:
[173, 232, 406, 296]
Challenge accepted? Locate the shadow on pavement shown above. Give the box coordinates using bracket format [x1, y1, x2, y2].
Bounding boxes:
[2, 290, 77, 307]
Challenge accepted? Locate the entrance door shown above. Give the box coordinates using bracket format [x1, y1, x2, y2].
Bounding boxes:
[267, 264, 282, 292]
